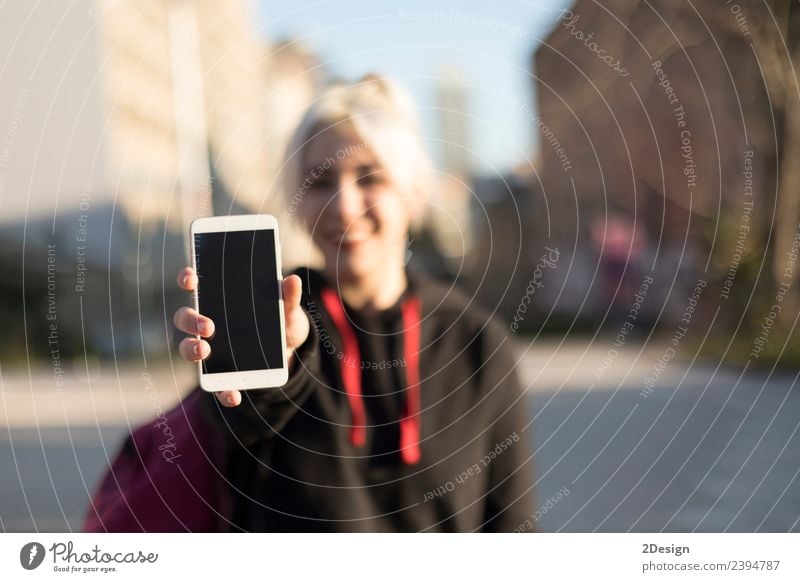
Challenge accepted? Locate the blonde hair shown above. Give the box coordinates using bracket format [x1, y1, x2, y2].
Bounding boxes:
[281, 74, 434, 229]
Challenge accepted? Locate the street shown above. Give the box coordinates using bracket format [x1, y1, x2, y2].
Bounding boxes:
[1, 340, 798, 532]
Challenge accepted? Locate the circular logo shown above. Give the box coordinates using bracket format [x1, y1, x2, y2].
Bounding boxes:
[19, 542, 45, 570]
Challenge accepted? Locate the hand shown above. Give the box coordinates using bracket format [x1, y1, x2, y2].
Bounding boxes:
[173, 267, 310, 407]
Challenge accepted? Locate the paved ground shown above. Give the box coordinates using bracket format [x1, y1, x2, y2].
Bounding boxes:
[1, 341, 798, 532]
[531, 366, 800, 532]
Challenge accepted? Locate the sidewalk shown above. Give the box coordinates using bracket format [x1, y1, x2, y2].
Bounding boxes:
[1, 338, 798, 532]
[0, 337, 738, 428]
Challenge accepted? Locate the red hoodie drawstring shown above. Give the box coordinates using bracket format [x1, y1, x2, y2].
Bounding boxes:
[319, 288, 422, 465]
[399, 296, 422, 464]
[320, 289, 367, 447]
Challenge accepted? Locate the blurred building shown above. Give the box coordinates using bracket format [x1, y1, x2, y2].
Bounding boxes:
[97, 0, 325, 233]
[0, 0, 322, 362]
[469, 171, 539, 319]
[437, 67, 473, 178]
[262, 38, 327, 268]
[430, 69, 475, 269]
[531, 0, 773, 325]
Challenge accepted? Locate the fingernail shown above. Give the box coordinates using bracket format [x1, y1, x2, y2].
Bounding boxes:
[227, 395, 235, 406]
[198, 321, 209, 335]
[182, 275, 190, 287]
[193, 342, 201, 356]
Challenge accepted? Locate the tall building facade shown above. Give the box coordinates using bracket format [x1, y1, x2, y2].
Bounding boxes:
[0, 0, 322, 361]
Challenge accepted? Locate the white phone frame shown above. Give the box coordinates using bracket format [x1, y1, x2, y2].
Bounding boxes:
[190, 214, 289, 391]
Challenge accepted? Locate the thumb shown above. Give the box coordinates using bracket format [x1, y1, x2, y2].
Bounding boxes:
[282, 274, 303, 311]
[282, 274, 309, 354]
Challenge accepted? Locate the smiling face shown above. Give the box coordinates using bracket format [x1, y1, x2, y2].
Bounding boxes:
[297, 123, 412, 284]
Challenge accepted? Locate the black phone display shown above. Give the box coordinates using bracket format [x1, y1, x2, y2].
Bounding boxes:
[193, 229, 284, 374]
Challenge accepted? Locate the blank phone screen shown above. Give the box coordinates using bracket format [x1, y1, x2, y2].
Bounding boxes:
[194, 229, 283, 374]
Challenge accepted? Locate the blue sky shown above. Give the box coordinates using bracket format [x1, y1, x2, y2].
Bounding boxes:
[255, 0, 571, 175]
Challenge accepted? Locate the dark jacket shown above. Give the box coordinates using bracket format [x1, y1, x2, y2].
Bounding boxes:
[84, 268, 535, 532]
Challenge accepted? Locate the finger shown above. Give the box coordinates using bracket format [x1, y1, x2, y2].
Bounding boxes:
[179, 337, 210, 361]
[282, 274, 303, 311]
[216, 390, 242, 407]
[177, 267, 198, 291]
[173, 306, 215, 337]
[282, 275, 308, 350]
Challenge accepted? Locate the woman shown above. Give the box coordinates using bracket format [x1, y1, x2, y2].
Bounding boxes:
[85, 75, 535, 532]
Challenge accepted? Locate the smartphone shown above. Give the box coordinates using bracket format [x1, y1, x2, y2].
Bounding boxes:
[190, 215, 288, 391]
